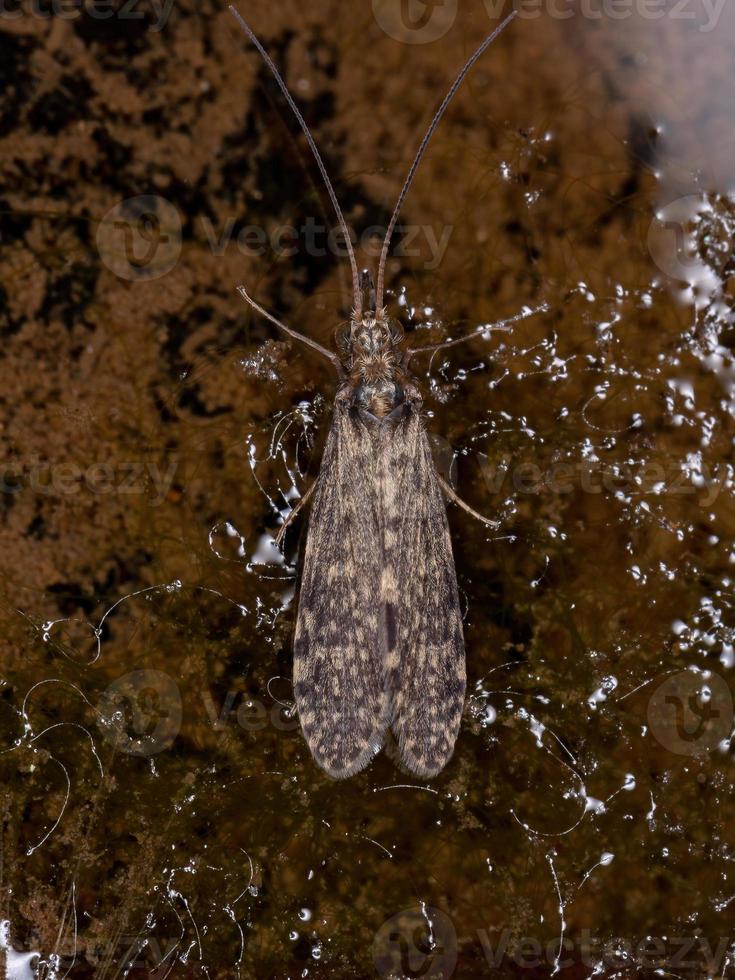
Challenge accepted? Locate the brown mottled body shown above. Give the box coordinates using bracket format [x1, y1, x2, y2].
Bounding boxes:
[292, 312, 465, 778]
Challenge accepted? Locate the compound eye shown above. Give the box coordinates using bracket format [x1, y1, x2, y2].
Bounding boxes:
[334, 322, 351, 351]
[388, 319, 404, 344]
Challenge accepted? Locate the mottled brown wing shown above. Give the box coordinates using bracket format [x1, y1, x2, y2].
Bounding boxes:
[293, 405, 390, 778]
[383, 411, 466, 778]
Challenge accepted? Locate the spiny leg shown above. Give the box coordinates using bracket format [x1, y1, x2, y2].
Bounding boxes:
[404, 302, 549, 364]
[275, 480, 317, 550]
[237, 285, 343, 375]
[435, 471, 500, 529]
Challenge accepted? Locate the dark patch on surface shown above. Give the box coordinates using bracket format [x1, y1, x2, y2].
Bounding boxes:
[0, 282, 22, 336]
[0, 33, 36, 139]
[28, 75, 94, 136]
[90, 126, 135, 192]
[74, 0, 156, 58]
[38, 262, 100, 329]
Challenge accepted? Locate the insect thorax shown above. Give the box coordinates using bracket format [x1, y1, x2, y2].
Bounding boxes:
[337, 312, 416, 420]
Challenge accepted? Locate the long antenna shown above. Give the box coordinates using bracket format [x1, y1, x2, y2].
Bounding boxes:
[375, 9, 518, 311]
[228, 6, 362, 316]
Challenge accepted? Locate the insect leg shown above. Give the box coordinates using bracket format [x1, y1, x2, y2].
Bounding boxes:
[403, 302, 549, 365]
[274, 480, 316, 550]
[435, 471, 500, 529]
[237, 285, 343, 375]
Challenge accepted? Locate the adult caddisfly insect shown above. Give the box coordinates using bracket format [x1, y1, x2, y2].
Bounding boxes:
[230, 6, 523, 777]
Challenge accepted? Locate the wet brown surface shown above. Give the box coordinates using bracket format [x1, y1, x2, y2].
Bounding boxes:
[2, 0, 735, 976]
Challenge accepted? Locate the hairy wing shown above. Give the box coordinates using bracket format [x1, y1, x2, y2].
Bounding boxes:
[383, 411, 466, 778]
[293, 406, 389, 778]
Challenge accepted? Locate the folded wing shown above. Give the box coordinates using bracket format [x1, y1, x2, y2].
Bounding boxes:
[383, 411, 466, 778]
[293, 404, 465, 780]
[293, 406, 389, 778]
